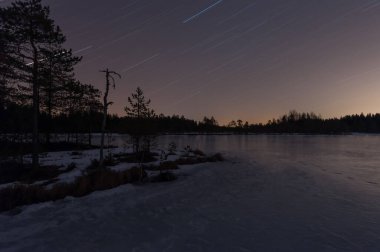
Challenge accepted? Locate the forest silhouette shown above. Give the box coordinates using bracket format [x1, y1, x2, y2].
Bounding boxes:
[1, 0, 380, 164]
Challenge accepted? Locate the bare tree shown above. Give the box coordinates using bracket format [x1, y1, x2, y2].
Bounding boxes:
[99, 69, 121, 167]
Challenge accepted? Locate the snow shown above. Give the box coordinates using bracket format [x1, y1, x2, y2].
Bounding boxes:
[1, 135, 380, 251]
[33, 147, 131, 185]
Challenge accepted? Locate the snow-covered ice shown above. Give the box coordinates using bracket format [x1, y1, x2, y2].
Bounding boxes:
[1, 135, 380, 251]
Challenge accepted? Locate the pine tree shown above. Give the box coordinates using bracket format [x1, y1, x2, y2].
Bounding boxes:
[0, 0, 68, 168]
[124, 87, 156, 154]
[39, 38, 81, 144]
[82, 84, 102, 146]
[0, 15, 18, 109]
[125, 87, 155, 118]
[55, 80, 101, 144]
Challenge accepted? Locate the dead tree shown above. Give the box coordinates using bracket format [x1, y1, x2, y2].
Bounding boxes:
[99, 69, 121, 167]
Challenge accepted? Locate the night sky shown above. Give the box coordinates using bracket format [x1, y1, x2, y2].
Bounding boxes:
[3, 0, 380, 123]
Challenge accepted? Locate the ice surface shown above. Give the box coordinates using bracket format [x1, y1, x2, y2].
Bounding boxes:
[1, 135, 380, 251]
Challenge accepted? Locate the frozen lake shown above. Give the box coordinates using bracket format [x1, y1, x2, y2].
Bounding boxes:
[1, 134, 380, 251]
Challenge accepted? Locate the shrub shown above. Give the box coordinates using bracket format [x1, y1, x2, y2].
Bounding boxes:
[183, 145, 191, 157]
[167, 142, 177, 154]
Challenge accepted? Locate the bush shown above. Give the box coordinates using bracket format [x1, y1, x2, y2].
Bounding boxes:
[167, 142, 177, 154]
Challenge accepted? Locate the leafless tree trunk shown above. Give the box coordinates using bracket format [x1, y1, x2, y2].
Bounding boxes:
[99, 69, 121, 167]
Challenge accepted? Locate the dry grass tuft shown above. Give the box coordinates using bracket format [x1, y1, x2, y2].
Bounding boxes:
[0, 166, 147, 212]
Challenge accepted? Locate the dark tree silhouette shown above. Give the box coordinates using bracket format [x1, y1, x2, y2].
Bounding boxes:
[0, 0, 70, 168]
[58, 80, 101, 144]
[124, 87, 155, 154]
[199, 116, 219, 132]
[227, 120, 237, 128]
[82, 84, 102, 146]
[0, 24, 18, 109]
[99, 69, 121, 167]
[39, 42, 81, 144]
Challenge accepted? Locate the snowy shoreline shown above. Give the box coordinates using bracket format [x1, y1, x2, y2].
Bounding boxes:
[1, 135, 380, 251]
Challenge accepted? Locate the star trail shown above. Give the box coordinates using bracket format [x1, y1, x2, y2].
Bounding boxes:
[182, 0, 224, 24]
[3, 0, 380, 124]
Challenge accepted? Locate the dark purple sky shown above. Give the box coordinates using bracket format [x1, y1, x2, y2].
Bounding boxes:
[3, 0, 380, 123]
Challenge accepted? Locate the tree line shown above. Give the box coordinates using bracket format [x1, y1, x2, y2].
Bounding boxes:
[4, 103, 380, 136]
[226, 111, 380, 134]
[2, 1, 380, 169]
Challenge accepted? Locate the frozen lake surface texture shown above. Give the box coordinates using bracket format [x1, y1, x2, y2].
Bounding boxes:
[1, 135, 380, 251]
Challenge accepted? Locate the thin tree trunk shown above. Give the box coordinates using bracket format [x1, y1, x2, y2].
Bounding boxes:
[46, 66, 52, 145]
[100, 69, 110, 167]
[31, 42, 39, 169]
[99, 69, 120, 167]
[88, 114, 92, 146]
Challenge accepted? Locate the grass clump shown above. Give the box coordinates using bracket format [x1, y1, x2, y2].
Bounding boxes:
[0, 166, 147, 212]
[0, 150, 223, 213]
